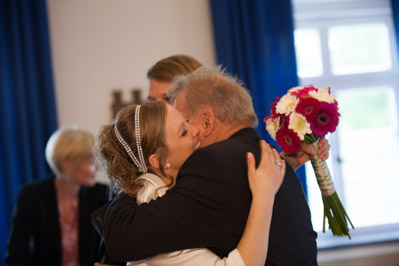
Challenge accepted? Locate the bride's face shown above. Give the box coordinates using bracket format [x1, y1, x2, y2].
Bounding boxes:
[164, 105, 200, 174]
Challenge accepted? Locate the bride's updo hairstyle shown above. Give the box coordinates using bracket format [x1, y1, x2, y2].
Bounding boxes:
[96, 101, 171, 197]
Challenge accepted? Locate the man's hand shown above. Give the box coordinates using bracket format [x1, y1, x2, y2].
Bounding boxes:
[281, 138, 330, 170]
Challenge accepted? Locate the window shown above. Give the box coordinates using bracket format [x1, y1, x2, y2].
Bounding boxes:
[329, 23, 392, 75]
[293, 0, 399, 248]
[294, 29, 324, 77]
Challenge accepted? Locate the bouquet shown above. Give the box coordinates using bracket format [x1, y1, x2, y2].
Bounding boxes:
[264, 85, 354, 238]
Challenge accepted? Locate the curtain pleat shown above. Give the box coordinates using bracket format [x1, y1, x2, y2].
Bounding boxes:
[0, 0, 58, 260]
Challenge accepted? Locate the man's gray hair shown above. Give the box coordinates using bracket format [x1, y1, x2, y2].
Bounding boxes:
[168, 66, 258, 127]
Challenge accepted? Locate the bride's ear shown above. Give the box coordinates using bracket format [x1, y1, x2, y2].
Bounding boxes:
[149, 153, 160, 169]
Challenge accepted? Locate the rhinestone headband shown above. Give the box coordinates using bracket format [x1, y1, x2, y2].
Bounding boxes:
[114, 105, 148, 173]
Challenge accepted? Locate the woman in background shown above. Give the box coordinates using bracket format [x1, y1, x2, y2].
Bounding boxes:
[146, 54, 202, 103]
[6, 126, 110, 266]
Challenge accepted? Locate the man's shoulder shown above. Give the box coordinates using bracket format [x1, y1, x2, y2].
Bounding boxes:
[199, 127, 260, 154]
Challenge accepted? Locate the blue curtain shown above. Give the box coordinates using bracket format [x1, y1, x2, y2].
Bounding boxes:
[210, 0, 307, 194]
[392, 0, 399, 52]
[0, 0, 58, 261]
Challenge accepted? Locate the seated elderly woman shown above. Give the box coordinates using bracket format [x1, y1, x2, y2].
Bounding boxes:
[6, 126, 110, 266]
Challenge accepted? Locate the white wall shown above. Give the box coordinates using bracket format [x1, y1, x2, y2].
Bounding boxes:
[46, 0, 216, 135]
[46, 0, 216, 183]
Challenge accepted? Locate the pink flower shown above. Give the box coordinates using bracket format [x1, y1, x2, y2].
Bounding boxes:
[310, 102, 340, 137]
[333, 99, 338, 108]
[276, 126, 301, 154]
[295, 97, 320, 120]
[291, 85, 318, 99]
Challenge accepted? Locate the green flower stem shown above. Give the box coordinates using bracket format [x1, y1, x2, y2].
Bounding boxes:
[304, 134, 318, 144]
[304, 134, 354, 239]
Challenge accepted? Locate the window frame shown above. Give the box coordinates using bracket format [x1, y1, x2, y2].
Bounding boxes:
[293, 0, 399, 249]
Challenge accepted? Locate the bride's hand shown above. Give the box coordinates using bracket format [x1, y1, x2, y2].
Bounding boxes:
[247, 140, 285, 197]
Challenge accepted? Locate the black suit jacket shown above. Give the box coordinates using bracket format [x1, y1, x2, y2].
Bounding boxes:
[6, 177, 110, 266]
[93, 128, 317, 265]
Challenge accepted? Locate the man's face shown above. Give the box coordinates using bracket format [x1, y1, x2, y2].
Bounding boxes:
[174, 91, 211, 148]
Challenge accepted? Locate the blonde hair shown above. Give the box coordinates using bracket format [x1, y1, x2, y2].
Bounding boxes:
[45, 126, 95, 176]
[147, 54, 202, 82]
[95, 102, 171, 197]
[169, 66, 258, 127]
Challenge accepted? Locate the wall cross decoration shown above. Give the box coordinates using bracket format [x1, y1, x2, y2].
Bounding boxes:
[111, 88, 143, 119]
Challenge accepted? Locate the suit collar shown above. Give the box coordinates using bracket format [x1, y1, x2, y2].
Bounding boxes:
[229, 127, 259, 139]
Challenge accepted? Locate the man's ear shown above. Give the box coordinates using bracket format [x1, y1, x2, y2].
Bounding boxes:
[201, 110, 215, 138]
[149, 154, 160, 169]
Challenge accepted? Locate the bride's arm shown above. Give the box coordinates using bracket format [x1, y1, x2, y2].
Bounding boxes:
[235, 140, 285, 266]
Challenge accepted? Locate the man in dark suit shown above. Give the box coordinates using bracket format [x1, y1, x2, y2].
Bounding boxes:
[94, 67, 327, 265]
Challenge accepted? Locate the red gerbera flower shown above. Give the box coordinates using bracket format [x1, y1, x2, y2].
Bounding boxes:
[310, 102, 340, 137]
[333, 99, 338, 108]
[276, 126, 301, 154]
[295, 97, 320, 120]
